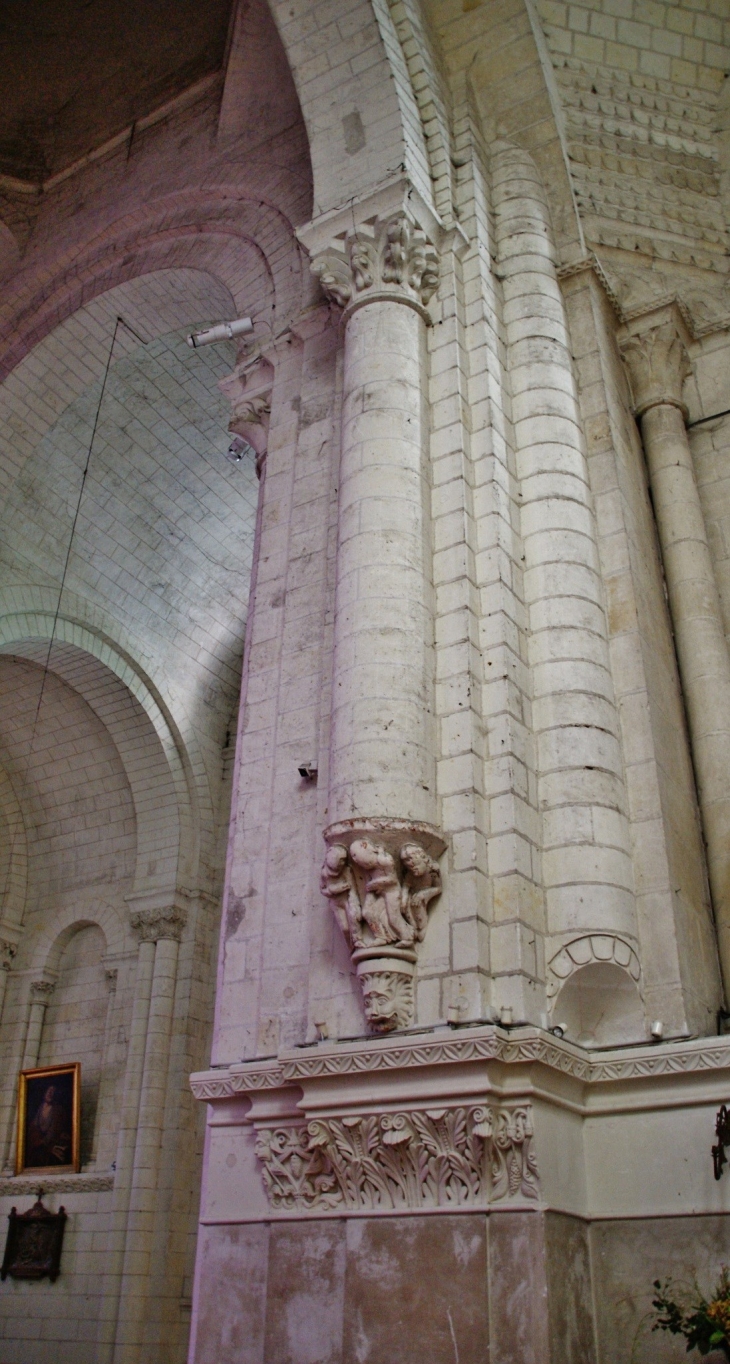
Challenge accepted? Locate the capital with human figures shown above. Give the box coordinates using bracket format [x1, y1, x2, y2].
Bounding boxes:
[310, 211, 440, 318]
[618, 303, 693, 419]
[321, 819, 445, 1033]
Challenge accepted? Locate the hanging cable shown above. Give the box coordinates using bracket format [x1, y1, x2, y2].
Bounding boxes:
[27, 315, 147, 750]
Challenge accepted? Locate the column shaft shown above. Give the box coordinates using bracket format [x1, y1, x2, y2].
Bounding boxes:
[493, 145, 635, 958]
[96, 939, 155, 1364]
[331, 298, 435, 824]
[641, 400, 730, 995]
[113, 933, 180, 1362]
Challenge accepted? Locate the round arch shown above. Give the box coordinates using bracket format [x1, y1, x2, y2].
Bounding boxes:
[0, 191, 306, 380]
[0, 612, 197, 899]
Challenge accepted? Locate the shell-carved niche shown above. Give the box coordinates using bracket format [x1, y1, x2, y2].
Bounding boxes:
[320, 820, 445, 1034]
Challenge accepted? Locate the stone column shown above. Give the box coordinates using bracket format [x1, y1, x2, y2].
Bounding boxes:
[492, 145, 636, 1002]
[112, 903, 185, 1364]
[619, 304, 730, 999]
[306, 202, 445, 1032]
[96, 936, 155, 1363]
[22, 977, 54, 1069]
[90, 966, 118, 1166]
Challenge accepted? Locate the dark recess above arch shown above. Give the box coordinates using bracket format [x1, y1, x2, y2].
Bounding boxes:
[0, 0, 235, 183]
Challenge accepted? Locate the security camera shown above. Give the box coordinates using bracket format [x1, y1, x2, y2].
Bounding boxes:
[187, 317, 253, 348]
[298, 762, 318, 782]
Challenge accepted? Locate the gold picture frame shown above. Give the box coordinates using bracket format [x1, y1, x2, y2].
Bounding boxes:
[16, 1063, 81, 1176]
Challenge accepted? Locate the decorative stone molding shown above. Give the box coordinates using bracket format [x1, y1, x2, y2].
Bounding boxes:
[321, 820, 445, 1033]
[547, 934, 641, 1001]
[310, 210, 440, 317]
[253, 1101, 539, 1212]
[192, 1029, 730, 1108]
[0, 1173, 114, 1196]
[129, 904, 186, 943]
[618, 304, 693, 418]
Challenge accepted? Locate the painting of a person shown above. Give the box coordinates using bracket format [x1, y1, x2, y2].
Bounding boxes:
[24, 1077, 73, 1169]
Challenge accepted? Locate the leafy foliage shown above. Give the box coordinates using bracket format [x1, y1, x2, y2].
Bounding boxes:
[652, 1270, 730, 1357]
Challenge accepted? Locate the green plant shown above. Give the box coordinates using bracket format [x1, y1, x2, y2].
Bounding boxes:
[652, 1269, 730, 1358]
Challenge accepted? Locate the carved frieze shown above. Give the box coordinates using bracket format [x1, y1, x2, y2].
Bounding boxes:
[321, 821, 444, 1032]
[311, 211, 440, 315]
[254, 1102, 539, 1212]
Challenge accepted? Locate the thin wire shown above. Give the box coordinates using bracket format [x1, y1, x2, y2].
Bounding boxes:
[1, 315, 147, 912]
[26, 317, 122, 751]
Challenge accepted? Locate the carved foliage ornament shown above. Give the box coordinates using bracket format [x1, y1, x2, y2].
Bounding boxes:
[321, 833, 442, 1032]
[619, 321, 692, 417]
[129, 905, 186, 943]
[254, 1102, 539, 1212]
[312, 212, 440, 313]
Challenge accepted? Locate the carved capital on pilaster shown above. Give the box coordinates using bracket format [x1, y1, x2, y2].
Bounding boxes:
[218, 355, 274, 479]
[0, 939, 16, 972]
[30, 979, 55, 1002]
[310, 211, 440, 317]
[129, 905, 186, 944]
[618, 303, 693, 418]
[321, 819, 445, 1033]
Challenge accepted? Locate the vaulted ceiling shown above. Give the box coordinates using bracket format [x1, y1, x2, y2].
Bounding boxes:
[0, 0, 234, 182]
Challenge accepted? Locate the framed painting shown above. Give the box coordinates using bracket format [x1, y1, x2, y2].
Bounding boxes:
[15, 1063, 81, 1176]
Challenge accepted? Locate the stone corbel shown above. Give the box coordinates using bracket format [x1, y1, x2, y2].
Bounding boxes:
[321, 820, 446, 1033]
[218, 354, 274, 478]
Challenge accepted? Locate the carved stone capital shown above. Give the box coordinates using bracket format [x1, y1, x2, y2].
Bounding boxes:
[253, 1100, 539, 1212]
[310, 211, 440, 318]
[0, 939, 16, 972]
[30, 979, 55, 1002]
[321, 819, 445, 1033]
[129, 905, 186, 944]
[618, 304, 693, 418]
[218, 355, 273, 479]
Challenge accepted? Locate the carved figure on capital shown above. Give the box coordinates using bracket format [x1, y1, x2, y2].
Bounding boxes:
[321, 825, 443, 1033]
[321, 836, 441, 954]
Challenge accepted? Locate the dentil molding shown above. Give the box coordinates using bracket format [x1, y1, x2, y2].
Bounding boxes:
[254, 1102, 538, 1213]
